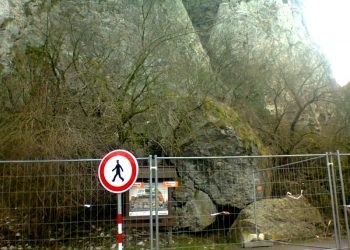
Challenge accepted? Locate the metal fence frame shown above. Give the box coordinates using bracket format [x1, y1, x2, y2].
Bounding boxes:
[1, 153, 349, 249]
[333, 152, 350, 249]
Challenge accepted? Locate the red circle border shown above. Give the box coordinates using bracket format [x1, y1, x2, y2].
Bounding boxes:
[98, 150, 139, 193]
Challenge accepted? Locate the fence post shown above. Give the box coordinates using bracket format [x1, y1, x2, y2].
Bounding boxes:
[252, 171, 259, 239]
[149, 155, 154, 250]
[149, 155, 159, 250]
[326, 152, 341, 249]
[336, 150, 350, 248]
[155, 155, 159, 250]
[330, 153, 342, 248]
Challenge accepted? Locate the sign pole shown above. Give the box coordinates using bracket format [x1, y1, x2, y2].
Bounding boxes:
[98, 149, 139, 250]
[117, 193, 122, 250]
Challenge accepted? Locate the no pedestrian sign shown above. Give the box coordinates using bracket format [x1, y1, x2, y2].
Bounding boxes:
[98, 149, 139, 193]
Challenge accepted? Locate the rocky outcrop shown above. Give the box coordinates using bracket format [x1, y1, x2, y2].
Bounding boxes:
[179, 101, 266, 208]
[207, 0, 334, 137]
[0, 0, 210, 90]
[209, 0, 312, 62]
[229, 197, 325, 243]
[182, 0, 222, 50]
[170, 100, 268, 230]
[0, 1, 10, 27]
[173, 189, 217, 231]
[0, 0, 29, 73]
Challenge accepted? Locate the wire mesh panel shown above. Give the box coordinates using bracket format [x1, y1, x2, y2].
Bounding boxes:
[334, 153, 350, 249]
[150, 155, 342, 249]
[250, 155, 338, 249]
[0, 159, 149, 249]
[150, 156, 271, 250]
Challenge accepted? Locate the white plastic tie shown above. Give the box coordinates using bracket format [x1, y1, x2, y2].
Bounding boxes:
[286, 190, 303, 200]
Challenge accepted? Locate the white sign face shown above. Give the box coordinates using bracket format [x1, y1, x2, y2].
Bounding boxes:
[103, 156, 133, 186]
[98, 150, 139, 193]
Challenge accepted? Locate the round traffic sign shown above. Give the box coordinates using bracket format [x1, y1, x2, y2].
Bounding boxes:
[98, 149, 139, 193]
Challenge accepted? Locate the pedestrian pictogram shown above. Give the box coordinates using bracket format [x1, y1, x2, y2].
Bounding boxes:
[98, 149, 139, 193]
[112, 160, 124, 182]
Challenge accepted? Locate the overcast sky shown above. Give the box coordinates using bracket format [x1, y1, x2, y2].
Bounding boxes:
[302, 0, 350, 86]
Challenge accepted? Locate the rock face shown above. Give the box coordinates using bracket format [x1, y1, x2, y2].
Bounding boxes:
[229, 197, 325, 242]
[179, 101, 266, 209]
[207, 0, 333, 137]
[182, 0, 222, 50]
[0, 0, 10, 26]
[0, 0, 28, 72]
[0, 0, 210, 89]
[209, 0, 312, 62]
[173, 189, 217, 231]
[171, 100, 267, 230]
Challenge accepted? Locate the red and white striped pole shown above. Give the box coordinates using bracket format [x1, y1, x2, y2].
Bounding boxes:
[117, 193, 123, 250]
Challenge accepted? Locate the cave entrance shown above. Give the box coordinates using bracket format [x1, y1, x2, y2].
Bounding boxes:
[206, 205, 241, 233]
[210, 205, 241, 232]
[179, 205, 241, 244]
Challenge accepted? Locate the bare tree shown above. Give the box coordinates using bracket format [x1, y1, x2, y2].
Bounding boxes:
[0, 0, 212, 158]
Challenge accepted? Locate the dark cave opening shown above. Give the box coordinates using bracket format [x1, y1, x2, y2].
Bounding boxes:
[185, 204, 241, 239]
[208, 205, 241, 232]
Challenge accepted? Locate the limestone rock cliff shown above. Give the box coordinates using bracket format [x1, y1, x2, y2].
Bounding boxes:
[207, 0, 334, 152]
[182, 0, 222, 50]
[0, 0, 210, 91]
[208, 0, 323, 87]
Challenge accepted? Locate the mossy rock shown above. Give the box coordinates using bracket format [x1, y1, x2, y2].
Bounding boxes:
[229, 198, 325, 243]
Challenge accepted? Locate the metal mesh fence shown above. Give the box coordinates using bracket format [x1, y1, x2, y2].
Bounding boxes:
[252, 156, 333, 245]
[333, 153, 350, 249]
[151, 156, 267, 250]
[0, 159, 138, 249]
[0, 154, 349, 249]
[153, 155, 342, 250]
